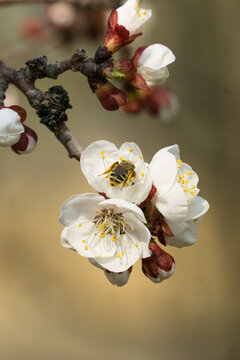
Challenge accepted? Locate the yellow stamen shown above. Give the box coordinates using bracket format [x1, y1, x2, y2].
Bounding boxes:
[177, 159, 182, 164]
[120, 156, 123, 161]
[141, 172, 145, 177]
[79, 223, 82, 227]
[135, 2, 139, 8]
[102, 155, 105, 160]
[187, 172, 192, 175]
[112, 237, 116, 242]
[122, 252, 125, 255]
[84, 246, 88, 250]
[135, 244, 138, 247]
[82, 240, 86, 243]
[100, 233, 105, 238]
[143, 10, 147, 15]
[129, 148, 134, 152]
[177, 165, 181, 168]
[117, 253, 120, 258]
[100, 151, 104, 154]
[140, 155, 143, 160]
[138, 13, 141, 18]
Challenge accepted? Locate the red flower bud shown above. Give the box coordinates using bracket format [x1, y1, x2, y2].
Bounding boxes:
[94, 80, 127, 111]
[11, 125, 38, 155]
[104, 10, 141, 54]
[142, 241, 175, 283]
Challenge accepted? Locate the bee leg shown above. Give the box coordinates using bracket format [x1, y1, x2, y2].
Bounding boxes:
[121, 170, 134, 189]
[99, 161, 119, 176]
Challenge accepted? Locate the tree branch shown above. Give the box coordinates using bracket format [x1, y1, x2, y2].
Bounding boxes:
[0, 57, 86, 161]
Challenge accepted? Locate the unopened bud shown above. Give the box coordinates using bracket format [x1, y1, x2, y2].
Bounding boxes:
[104, 267, 132, 287]
[0, 106, 25, 147]
[11, 125, 38, 155]
[91, 80, 127, 111]
[142, 240, 175, 283]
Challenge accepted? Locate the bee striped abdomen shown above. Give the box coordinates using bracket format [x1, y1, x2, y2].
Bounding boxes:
[100, 160, 136, 188]
[110, 173, 125, 186]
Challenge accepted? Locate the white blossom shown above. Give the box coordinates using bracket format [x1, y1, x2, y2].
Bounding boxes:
[0, 107, 24, 146]
[149, 144, 209, 247]
[59, 193, 151, 272]
[137, 44, 175, 87]
[117, 0, 152, 35]
[80, 140, 152, 205]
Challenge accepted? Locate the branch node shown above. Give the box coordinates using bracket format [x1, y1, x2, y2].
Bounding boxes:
[25, 56, 48, 80]
[37, 86, 72, 128]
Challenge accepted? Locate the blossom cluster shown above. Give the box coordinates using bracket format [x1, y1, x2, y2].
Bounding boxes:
[91, 0, 176, 116]
[59, 141, 209, 286]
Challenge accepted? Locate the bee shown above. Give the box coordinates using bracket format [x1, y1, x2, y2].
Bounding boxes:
[100, 160, 136, 188]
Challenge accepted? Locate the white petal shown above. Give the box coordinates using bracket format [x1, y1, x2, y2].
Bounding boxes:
[138, 66, 169, 86]
[124, 213, 151, 258]
[95, 232, 141, 272]
[67, 222, 116, 258]
[60, 227, 74, 249]
[0, 108, 24, 146]
[155, 182, 188, 222]
[149, 148, 178, 197]
[117, 1, 152, 36]
[185, 196, 210, 220]
[59, 193, 103, 226]
[100, 197, 146, 223]
[165, 220, 199, 248]
[80, 140, 119, 192]
[138, 44, 175, 70]
[163, 144, 180, 159]
[104, 269, 131, 287]
[0, 133, 21, 146]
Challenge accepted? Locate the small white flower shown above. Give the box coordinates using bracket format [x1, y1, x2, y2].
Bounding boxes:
[117, 0, 152, 35]
[59, 193, 151, 272]
[80, 140, 152, 205]
[0, 107, 24, 146]
[137, 44, 175, 86]
[149, 145, 209, 247]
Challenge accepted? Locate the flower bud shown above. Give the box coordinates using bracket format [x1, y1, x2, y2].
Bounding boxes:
[104, 267, 132, 287]
[0, 106, 25, 147]
[91, 80, 127, 111]
[142, 240, 175, 283]
[11, 125, 38, 155]
[133, 44, 175, 87]
[104, 0, 151, 54]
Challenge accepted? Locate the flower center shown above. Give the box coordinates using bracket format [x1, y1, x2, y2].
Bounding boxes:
[100, 157, 136, 188]
[177, 159, 198, 203]
[93, 208, 127, 241]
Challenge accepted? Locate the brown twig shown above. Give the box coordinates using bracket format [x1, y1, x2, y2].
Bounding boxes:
[0, 49, 98, 160]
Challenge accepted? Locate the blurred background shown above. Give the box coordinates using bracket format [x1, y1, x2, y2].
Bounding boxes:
[0, 0, 239, 359]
